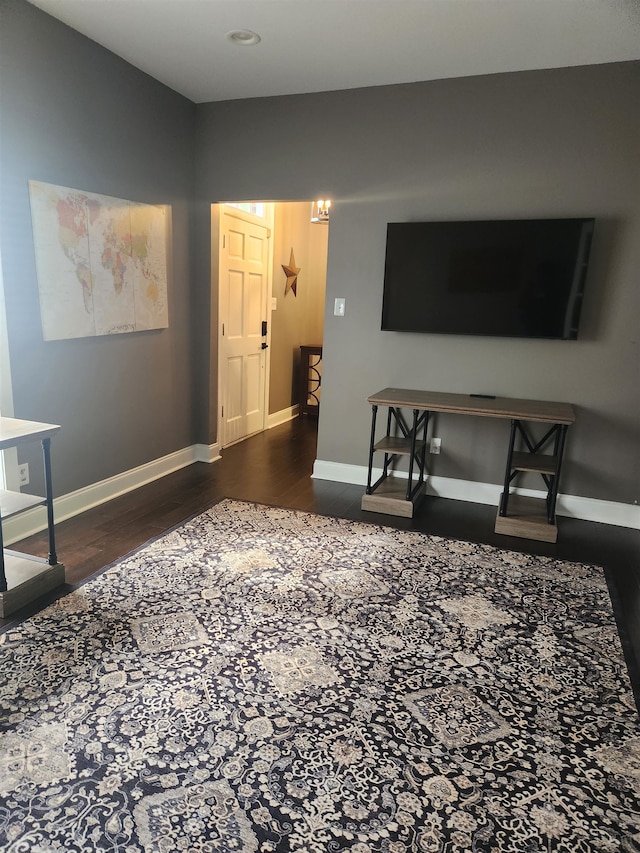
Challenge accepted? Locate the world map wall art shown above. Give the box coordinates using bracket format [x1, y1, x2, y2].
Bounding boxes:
[29, 181, 169, 341]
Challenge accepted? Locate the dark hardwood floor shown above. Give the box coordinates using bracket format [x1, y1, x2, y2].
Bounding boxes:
[3, 416, 639, 705]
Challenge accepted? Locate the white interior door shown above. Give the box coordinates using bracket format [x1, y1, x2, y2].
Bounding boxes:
[219, 207, 271, 447]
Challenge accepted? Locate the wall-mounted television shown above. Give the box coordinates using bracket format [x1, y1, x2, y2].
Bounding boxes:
[381, 218, 595, 340]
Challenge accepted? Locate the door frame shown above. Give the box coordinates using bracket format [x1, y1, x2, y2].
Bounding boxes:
[215, 202, 275, 448]
[0, 251, 19, 489]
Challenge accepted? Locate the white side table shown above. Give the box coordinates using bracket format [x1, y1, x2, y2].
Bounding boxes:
[0, 417, 65, 618]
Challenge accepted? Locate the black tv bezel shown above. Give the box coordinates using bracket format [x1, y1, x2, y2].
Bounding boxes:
[380, 217, 595, 341]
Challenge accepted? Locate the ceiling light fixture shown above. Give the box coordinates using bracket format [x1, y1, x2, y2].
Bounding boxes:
[226, 30, 261, 47]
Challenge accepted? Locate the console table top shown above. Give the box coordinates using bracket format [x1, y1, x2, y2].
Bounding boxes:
[0, 416, 61, 450]
[367, 388, 575, 425]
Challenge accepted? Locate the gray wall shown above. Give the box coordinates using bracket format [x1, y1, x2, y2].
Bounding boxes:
[0, 0, 196, 495]
[195, 63, 640, 505]
[2, 0, 638, 509]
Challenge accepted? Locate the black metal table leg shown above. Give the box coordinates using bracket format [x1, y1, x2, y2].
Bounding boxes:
[383, 408, 395, 480]
[365, 406, 378, 495]
[0, 519, 6, 592]
[500, 419, 518, 516]
[547, 424, 567, 524]
[406, 409, 418, 500]
[42, 437, 58, 565]
[417, 411, 429, 484]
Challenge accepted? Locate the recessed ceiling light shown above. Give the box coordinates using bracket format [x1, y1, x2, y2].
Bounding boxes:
[226, 30, 261, 47]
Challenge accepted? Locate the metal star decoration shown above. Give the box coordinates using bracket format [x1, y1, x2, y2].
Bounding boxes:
[282, 248, 300, 296]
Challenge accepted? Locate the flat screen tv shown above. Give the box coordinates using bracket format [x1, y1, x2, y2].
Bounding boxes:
[381, 218, 595, 339]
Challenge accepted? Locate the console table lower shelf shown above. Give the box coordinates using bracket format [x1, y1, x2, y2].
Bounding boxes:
[0, 552, 65, 619]
[361, 476, 426, 518]
[494, 494, 559, 543]
[361, 388, 575, 542]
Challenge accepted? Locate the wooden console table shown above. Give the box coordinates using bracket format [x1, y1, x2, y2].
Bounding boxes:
[361, 388, 575, 542]
[0, 417, 64, 617]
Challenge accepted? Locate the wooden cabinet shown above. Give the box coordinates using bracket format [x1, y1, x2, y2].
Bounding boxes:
[0, 417, 64, 617]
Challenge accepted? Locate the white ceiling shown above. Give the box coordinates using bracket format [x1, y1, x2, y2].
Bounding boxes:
[27, 0, 640, 104]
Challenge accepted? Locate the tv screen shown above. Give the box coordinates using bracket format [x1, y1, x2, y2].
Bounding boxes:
[381, 218, 595, 339]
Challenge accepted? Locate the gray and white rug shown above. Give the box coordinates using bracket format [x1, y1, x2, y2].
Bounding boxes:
[1, 499, 639, 852]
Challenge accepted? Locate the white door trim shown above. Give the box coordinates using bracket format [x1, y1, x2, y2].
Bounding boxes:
[0, 248, 19, 490]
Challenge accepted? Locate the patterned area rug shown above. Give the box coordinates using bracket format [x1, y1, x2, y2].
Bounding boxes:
[1, 499, 639, 852]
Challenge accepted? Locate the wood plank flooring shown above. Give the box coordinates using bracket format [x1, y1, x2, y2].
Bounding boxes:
[3, 416, 639, 707]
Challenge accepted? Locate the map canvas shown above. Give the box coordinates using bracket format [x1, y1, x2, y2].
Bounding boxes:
[29, 181, 169, 340]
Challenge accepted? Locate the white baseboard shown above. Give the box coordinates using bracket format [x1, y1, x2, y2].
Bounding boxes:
[267, 405, 299, 429]
[194, 442, 222, 463]
[2, 444, 221, 546]
[4, 446, 636, 549]
[312, 459, 640, 530]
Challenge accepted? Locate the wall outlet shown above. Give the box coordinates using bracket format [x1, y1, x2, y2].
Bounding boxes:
[18, 462, 30, 486]
[430, 437, 442, 455]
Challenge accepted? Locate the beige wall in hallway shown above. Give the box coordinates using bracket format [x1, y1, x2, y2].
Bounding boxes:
[269, 202, 328, 415]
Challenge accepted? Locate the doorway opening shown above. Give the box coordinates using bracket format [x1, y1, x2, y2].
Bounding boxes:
[214, 201, 329, 449]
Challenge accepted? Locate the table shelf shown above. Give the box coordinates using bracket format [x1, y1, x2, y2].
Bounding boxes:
[361, 476, 426, 518]
[495, 494, 558, 543]
[374, 436, 426, 455]
[0, 489, 47, 520]
[510, 451, 558, 476]
[0, 553, 65, 617]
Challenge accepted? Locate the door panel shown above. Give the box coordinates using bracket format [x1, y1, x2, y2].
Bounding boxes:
[227, 270, 244, 338]
[245, 352, 263, 433]
[247, 234, 264, 262]
[220, 210, 270, 447]
[247, 273, 263, 338]
[225, 356, 244, 444]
